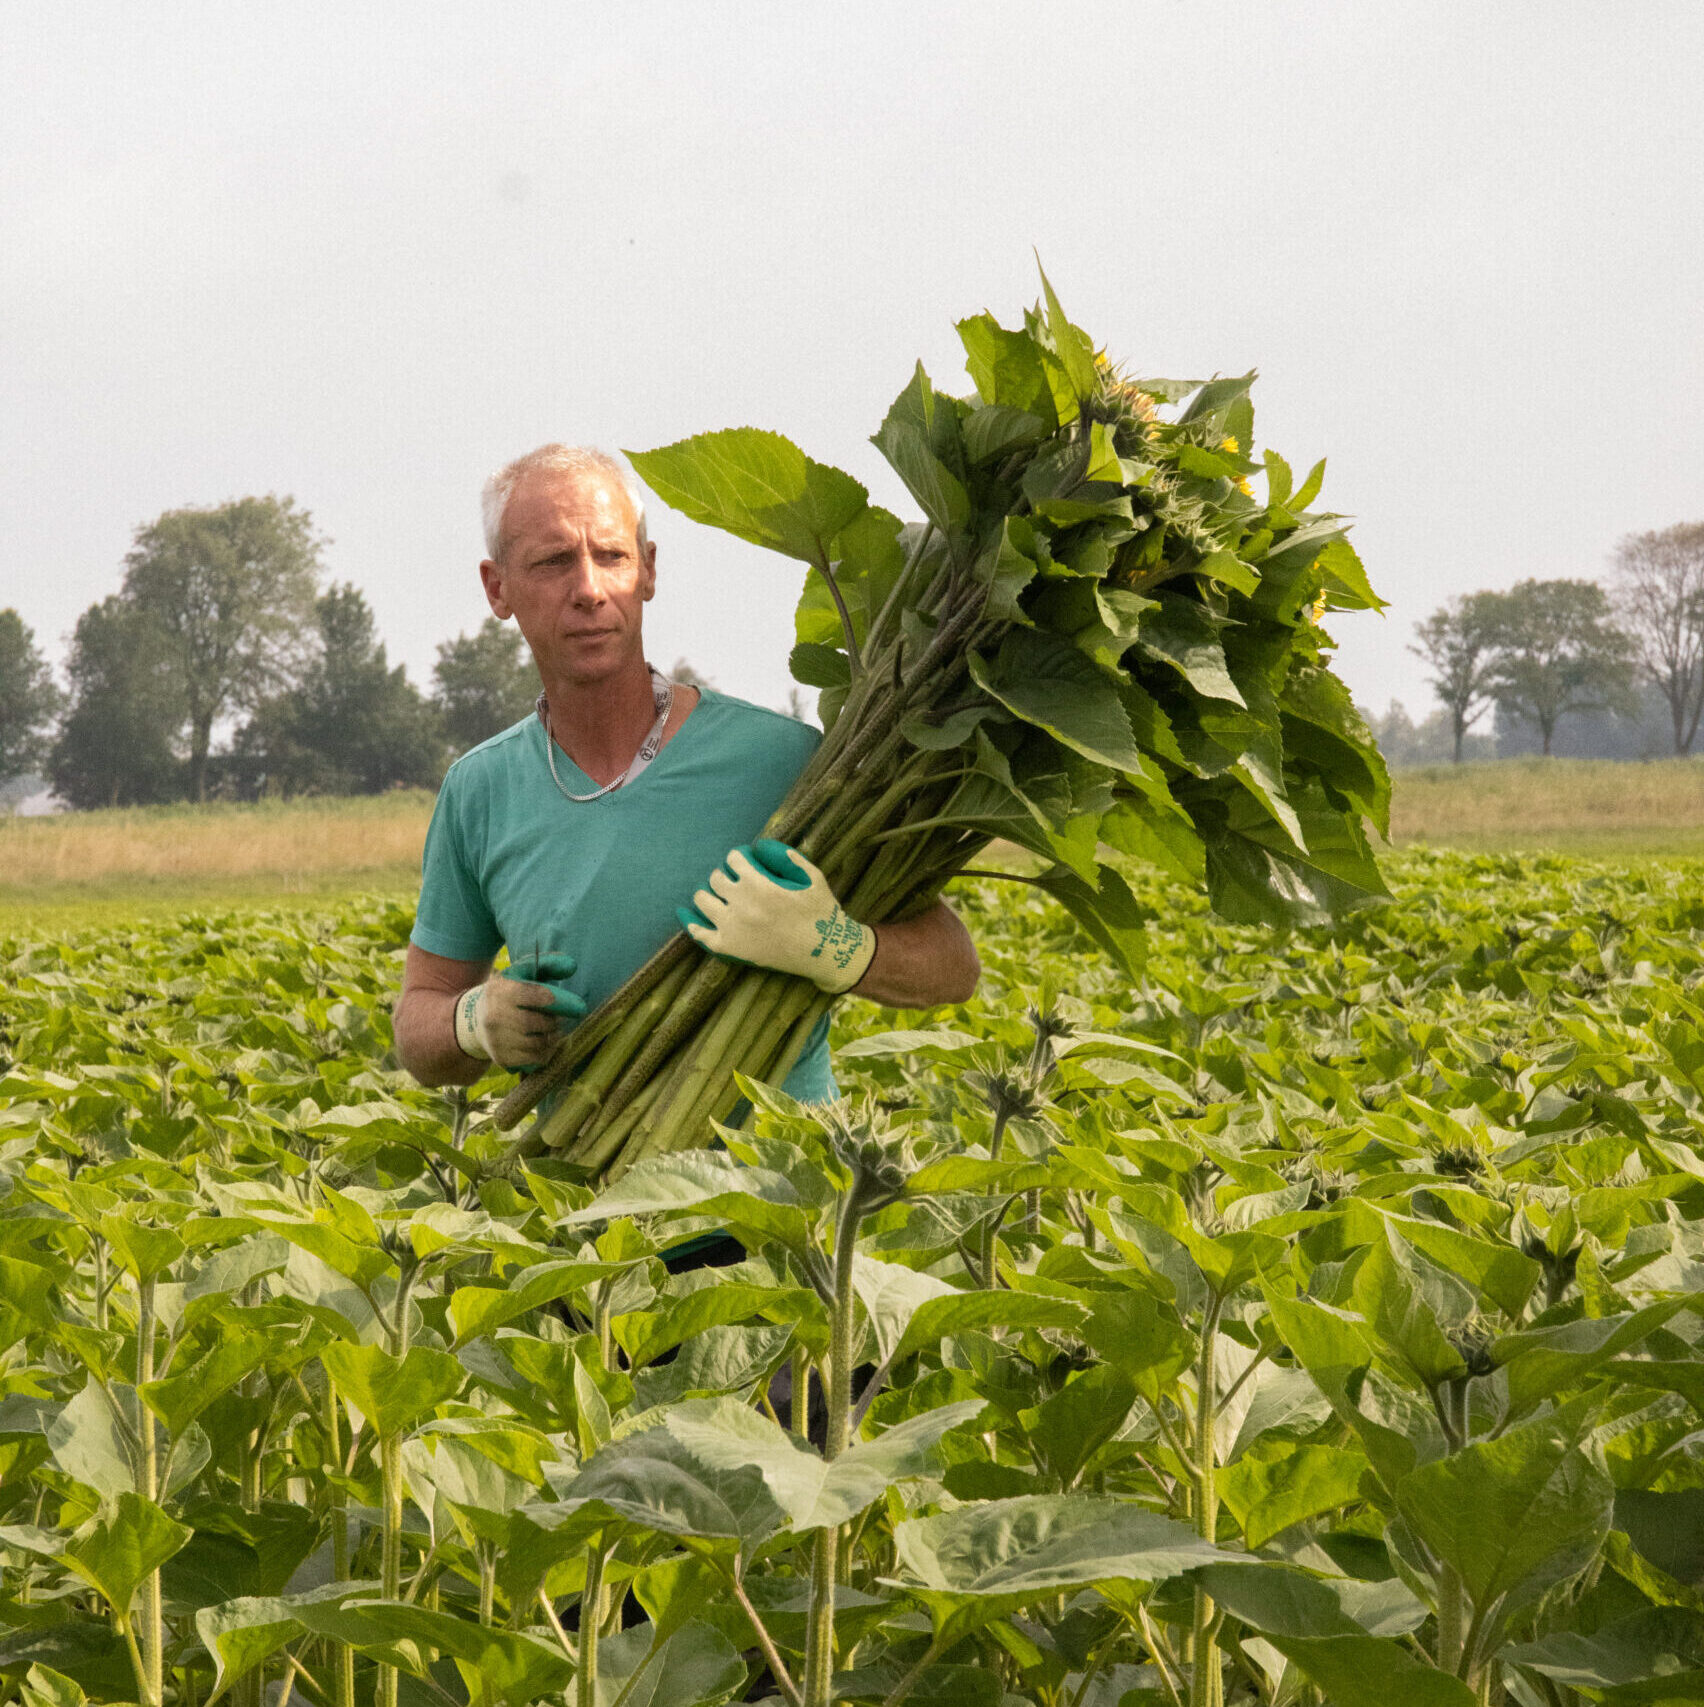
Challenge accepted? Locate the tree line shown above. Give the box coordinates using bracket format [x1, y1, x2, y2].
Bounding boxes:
[12, 500, 1699, 805]
[1407, 521, 1704, 761]
[0, 495, 544, 810]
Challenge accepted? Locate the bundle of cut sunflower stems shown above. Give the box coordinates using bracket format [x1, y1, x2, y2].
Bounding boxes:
[492, 275, 1389, 1179]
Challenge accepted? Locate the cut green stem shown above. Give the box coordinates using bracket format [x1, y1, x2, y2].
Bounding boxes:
[802, 1180, 865, 1707]
[134, 1276, 164, 1707]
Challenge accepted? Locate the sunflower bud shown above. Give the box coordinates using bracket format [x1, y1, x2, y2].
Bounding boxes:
[1446, 1314, 1498, 1381]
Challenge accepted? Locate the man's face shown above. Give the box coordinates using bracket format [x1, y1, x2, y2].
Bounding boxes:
[480, 469, 656, 687]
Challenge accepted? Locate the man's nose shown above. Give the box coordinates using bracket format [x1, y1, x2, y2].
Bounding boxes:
[568, 555, 608, 604]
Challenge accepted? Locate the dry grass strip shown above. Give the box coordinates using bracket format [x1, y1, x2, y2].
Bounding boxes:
[0, 792, 434, 889]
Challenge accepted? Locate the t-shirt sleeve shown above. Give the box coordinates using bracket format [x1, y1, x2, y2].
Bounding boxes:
[410, 767, 503, 962]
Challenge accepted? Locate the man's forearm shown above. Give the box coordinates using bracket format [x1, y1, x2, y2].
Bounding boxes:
[394, 988, 487, 1088]
[852, 900, 979, 1009]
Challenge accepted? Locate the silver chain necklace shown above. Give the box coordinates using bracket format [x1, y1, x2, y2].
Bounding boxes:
[536, 666, 676, 803]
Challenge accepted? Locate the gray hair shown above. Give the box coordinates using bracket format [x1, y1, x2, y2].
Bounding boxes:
[480, 444, 649, 562]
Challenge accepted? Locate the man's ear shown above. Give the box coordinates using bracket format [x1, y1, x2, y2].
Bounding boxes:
[479, 558, 513, 620]
[640, 540, 658, 602]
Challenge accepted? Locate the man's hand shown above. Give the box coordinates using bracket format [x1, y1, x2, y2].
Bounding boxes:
[678, 840, 876, 995]
[453, 953, 588, 1069]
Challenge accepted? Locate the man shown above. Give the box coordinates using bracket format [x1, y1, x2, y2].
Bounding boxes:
[394, 444, 979, 1097]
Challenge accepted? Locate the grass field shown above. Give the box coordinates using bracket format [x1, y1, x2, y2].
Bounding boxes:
[1388, 754, 1704, 855]
[0, 791, 432, 930]
[4, 758, 1703, 929]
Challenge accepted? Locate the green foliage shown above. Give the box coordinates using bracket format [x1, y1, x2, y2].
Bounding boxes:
[1408, 592, 1507, 765]
[631, 427, 869, 567]
[523, 280, 1390, 1178]
[231, 584, 445, 796]
[432, 617, 540, 754]
[0, 609, 62, 783]
[7, 848, 1704, 1704]
[627, 283, 1390, 941]
[1483, 578, 1638, 755]
[49, 595, 183, 809]
[119, 495, 325, 801]
[1611, 519, 1704, 755]
[1414, 582, 1639, 764]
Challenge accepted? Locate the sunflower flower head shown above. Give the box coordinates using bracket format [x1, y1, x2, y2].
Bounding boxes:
[1095, 360, 1160, 425]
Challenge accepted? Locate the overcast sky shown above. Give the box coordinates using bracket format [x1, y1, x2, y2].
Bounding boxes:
[4, 2, 1701, 728]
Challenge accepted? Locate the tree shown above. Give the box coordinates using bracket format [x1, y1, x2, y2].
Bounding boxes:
[49, 596, 182, 808]
[1611, 520, 1704, 754]
[0, 609, 63, 782]
[232, 584, 445, 796]
[669, 656, 716, 691]
[1363, 698, 1495, 768]
[122, 496, 323, 800]
[1491, 680, 1672, 759]
[1409, 592, 1503, 762]
[1485, 578, 1635, 756]
[431, 618, 538, 752]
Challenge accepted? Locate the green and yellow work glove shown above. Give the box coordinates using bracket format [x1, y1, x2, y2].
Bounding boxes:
[454, 952, 588, 1070]
[678, 839, 876, 994]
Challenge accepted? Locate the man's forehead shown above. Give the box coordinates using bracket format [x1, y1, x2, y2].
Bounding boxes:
[508, 469, 638, 538]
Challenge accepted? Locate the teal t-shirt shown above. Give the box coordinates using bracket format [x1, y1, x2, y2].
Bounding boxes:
[411, 687, 836, 1101]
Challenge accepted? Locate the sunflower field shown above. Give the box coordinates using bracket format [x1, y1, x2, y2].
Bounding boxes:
[3, 846, 1703, 1707]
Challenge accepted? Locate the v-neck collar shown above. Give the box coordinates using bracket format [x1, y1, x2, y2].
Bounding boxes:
[541, 685, 711, 799]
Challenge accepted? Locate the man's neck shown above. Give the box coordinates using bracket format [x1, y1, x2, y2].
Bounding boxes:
[541, 656, 662, 787]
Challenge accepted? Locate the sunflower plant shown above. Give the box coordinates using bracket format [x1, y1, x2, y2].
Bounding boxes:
[496, 273, 1390, 1176]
